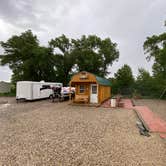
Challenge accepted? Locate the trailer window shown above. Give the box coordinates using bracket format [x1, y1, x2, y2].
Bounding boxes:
[79, 85, 85, 93]
[40, 85, 51, 91]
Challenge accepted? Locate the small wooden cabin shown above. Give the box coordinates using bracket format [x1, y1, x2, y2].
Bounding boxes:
[70, 71, 111, 104]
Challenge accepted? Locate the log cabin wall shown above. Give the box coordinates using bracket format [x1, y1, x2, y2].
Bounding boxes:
[70, 72, 96, 83]
[75, 83, 90, 96]
[70, 72, 96, 98]
[98, 85, 111, 103]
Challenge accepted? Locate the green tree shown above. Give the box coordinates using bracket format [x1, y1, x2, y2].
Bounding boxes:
[135, 68, 155, 97]
[113, 64, 134, 95]
[50, 34, 119, 85]
[0, 30, 56, 83]
[144, 33, 166, 79]
[49, 35, 76, 86]
[0, 31, 119, 86]
[72, 35, 119, 77]
[143, 23, 166, 97]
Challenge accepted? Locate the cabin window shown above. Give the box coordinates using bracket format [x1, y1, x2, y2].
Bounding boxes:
[79, 85, 85, 93]
[91, 85, 97, 94]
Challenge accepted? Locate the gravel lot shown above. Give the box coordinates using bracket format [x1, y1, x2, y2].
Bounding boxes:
[133, 99, 166, 121]
[0, 97, 166, 166]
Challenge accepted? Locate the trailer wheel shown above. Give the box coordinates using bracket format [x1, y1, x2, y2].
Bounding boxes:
[49, 95, 53, 99]
[49, 95, 54, 102]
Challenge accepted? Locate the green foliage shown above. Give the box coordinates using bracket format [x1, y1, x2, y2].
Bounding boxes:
[112, 64, 134, 95]
[49, 35, 76, 86]
[143, 33, 166, 79]
[49, 34, 119, 85]
[135, 68, 155, 97]
[0, 30, 56, 83]
[0, 31, 119, 86]
[143, 24, 166, 98]
[0, 91, 16, 97]
[0, 83, 16, 97]
[72, 35, 119, 77]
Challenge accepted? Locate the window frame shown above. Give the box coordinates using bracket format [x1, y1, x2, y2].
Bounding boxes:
[91, 84, 97, 94]
[79, 84, 86, 94]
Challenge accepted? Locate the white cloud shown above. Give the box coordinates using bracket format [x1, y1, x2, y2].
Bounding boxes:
[0, 66, 12, 82]
[0, 0, 166, 81]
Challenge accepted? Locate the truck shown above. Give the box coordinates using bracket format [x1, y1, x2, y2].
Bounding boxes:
[61, 87, 75, 98]
[16, 81, 62, 101]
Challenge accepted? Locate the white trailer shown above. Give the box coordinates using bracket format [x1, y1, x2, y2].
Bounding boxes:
[16, 81, 62, 101]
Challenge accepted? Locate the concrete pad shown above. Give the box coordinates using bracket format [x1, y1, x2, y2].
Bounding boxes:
[120, 99, 133, 109]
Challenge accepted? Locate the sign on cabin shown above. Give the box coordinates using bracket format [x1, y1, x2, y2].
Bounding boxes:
[79, 72, 88, 80]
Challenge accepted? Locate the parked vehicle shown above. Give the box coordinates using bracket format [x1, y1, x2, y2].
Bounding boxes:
[51, 86, 63, 102]
[16, 81, 62, 101]
[51, 87, 75, 102]
[61, 87, 75, 99]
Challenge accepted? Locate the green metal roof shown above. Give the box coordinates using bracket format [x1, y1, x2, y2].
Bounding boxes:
[95, 75, 111, 86]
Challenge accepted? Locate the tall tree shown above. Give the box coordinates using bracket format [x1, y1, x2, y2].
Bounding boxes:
[144, 32, 166, 79]
[49, 34, 119, 85]
[143, 23, 166, 96]
[49, 35, 76, 86]
[0, 31, 119, 86]
[135, 68, 155, 97]
[0, 30, 56, 83]
[113, 64, 134, 95]
[72, 35, 119, 77]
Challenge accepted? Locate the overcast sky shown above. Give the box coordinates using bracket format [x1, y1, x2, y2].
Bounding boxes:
[0, 0, 165, 82]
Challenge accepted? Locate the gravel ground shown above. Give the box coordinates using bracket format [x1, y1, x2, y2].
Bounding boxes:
[133, 99, 166, 121]
[0, 97, 166, 166]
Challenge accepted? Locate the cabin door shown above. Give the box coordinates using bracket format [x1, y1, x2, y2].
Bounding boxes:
[90, 84, 98, 103]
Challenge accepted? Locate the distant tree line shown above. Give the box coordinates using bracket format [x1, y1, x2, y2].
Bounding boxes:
[111, 23, 166, 99]
[111, 65, 165, 98]
[0, 22, 166, 99]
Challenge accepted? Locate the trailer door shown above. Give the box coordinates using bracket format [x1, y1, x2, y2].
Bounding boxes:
[32, 84, 41, 99]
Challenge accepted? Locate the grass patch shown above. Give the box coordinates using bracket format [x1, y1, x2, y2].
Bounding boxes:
[0, 92, 16, 97]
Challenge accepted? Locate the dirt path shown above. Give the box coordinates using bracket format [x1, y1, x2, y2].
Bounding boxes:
[0, 97, 166, 165]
